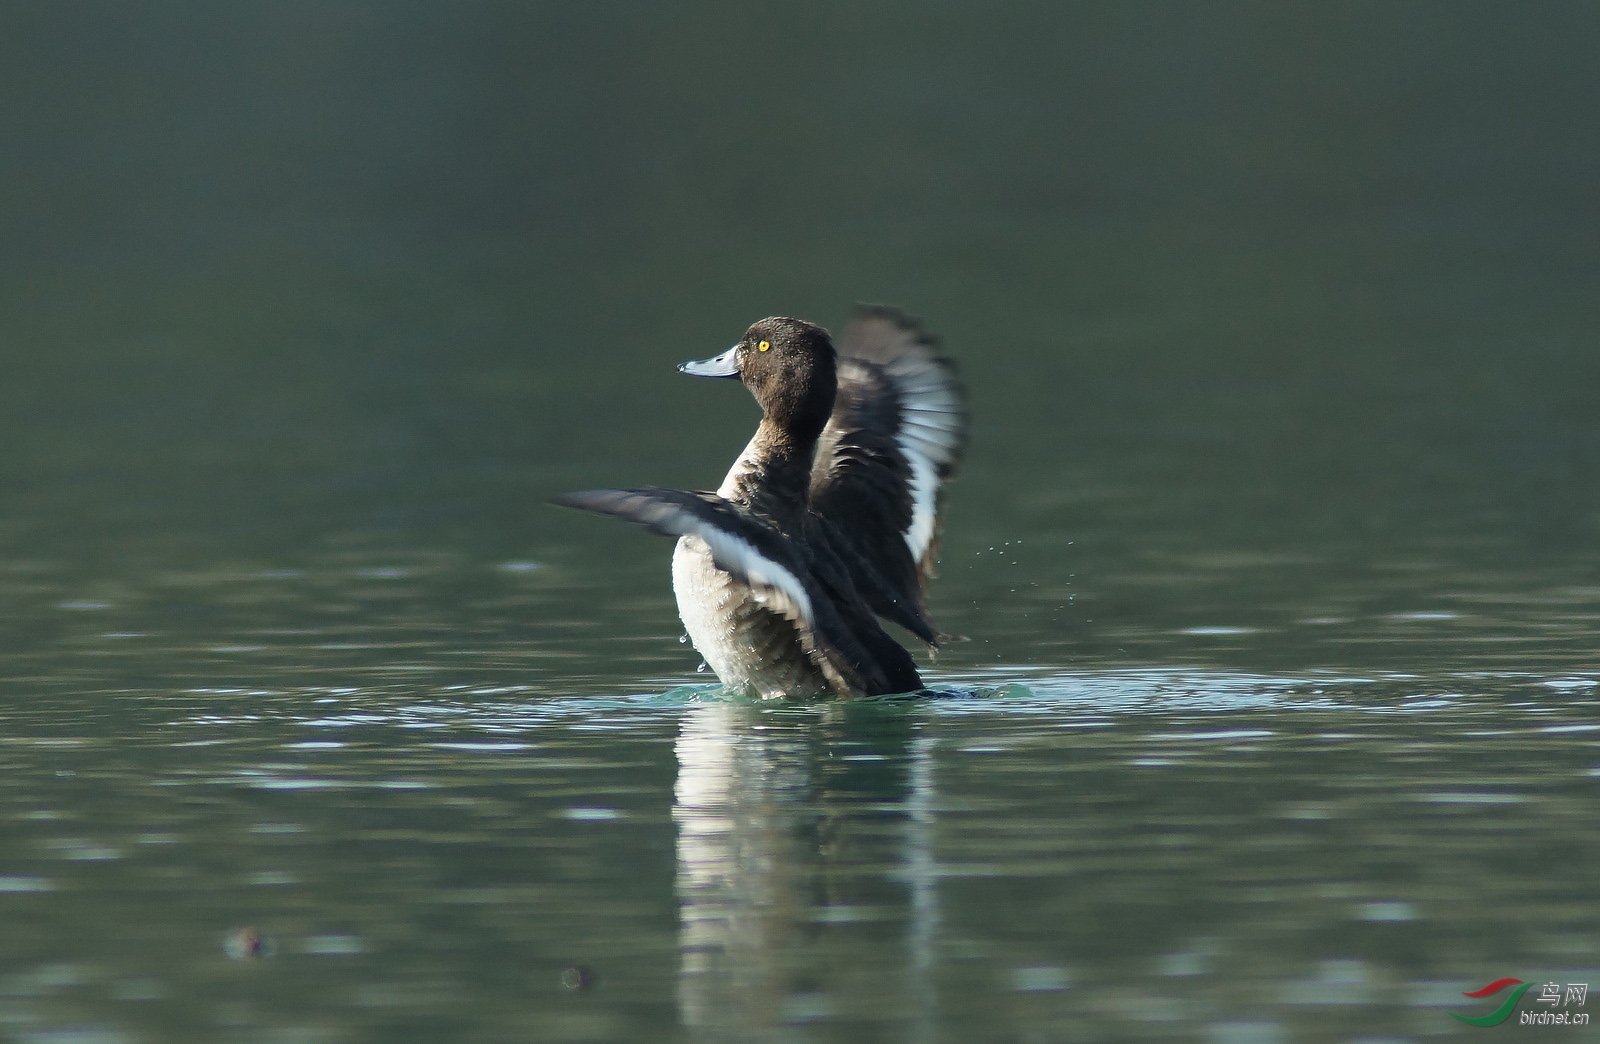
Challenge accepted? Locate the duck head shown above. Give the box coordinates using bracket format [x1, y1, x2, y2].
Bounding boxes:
[680, 317, 838, 443]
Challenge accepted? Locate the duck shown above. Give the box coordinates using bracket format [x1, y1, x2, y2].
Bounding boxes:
[555, 306, 966, 698]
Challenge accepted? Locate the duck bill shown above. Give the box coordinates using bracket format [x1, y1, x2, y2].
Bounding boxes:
[678, 345, 741, 378]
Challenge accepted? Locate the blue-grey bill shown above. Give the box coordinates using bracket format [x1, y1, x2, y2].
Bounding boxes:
[678, 345, 741, 378]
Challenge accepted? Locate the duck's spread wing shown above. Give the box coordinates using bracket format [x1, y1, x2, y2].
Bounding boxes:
[553, 487, 911, 695]
[554, 488, 815, 632]
[810, 305, 967, 622]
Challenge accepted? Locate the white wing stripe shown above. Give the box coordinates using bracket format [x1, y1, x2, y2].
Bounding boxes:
[574, 491, 818, 631]
[692, 525, 815, 628]
[891, 354, 963, 562]
[901, 450, 941, 564]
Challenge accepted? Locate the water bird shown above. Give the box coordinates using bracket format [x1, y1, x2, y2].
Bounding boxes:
[555, 306, 966, 698]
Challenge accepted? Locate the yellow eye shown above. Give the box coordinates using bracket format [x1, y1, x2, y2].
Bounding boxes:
[757, 340, 770, 352]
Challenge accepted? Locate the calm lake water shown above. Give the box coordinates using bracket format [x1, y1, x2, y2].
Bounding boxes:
[4, 4, 1600, 1042]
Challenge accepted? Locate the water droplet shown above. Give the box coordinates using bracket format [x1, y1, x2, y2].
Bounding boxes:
[678, 634, 690, 644]
[225, 926, 272, 960]
[560, 964, 596, 992]
[696, 661, 709, 674]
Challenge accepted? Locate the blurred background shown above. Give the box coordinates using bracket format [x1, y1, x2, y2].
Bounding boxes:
[4, 1, 1597, 575]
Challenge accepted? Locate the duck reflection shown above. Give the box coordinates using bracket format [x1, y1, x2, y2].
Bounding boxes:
[674, 699, 938, 1040]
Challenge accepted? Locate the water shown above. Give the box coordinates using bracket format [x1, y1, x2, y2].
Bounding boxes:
[4, 3, 1600, 1041]
[2, 547, 1597, 1042]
